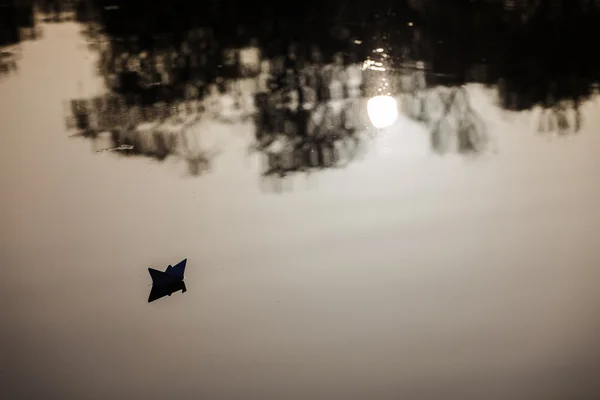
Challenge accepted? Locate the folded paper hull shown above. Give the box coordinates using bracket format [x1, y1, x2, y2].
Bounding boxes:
[148, 268, 183, 285]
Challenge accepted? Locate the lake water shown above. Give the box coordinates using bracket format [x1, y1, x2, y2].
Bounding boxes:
[1, 21, 600, 400]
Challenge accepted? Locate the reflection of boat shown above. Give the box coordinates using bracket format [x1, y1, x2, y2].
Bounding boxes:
[148, 281, 187, 303]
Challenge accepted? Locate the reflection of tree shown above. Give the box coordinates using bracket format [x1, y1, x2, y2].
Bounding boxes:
[180, 129, 214, 176]
[70, 0, 600, 183]
[65, 94, 217, 174]
[408, 0, 600, 135]
[392, 62, 487, 154]
[257, 101, 363, 177]
[0, 49, 18, 76]
[87, 0, 600, 114]
[537, 101, 582, 136]
[426, 86, 487, 154]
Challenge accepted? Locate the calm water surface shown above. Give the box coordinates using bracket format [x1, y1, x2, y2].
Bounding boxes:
[1, 18, 600, 400]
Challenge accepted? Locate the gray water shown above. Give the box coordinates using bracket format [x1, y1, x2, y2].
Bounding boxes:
[1, 22, 600, 400]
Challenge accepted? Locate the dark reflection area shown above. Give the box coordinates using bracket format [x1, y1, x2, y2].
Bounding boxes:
[1, 0, 40, 42]
[0, 0, 38, 77]
[148, 281, 187, 303]
[412, 0, 599, 137]
[62, 0, 600, 181]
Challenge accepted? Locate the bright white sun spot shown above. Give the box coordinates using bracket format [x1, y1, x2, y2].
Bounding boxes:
[367, 95, 398, 129]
